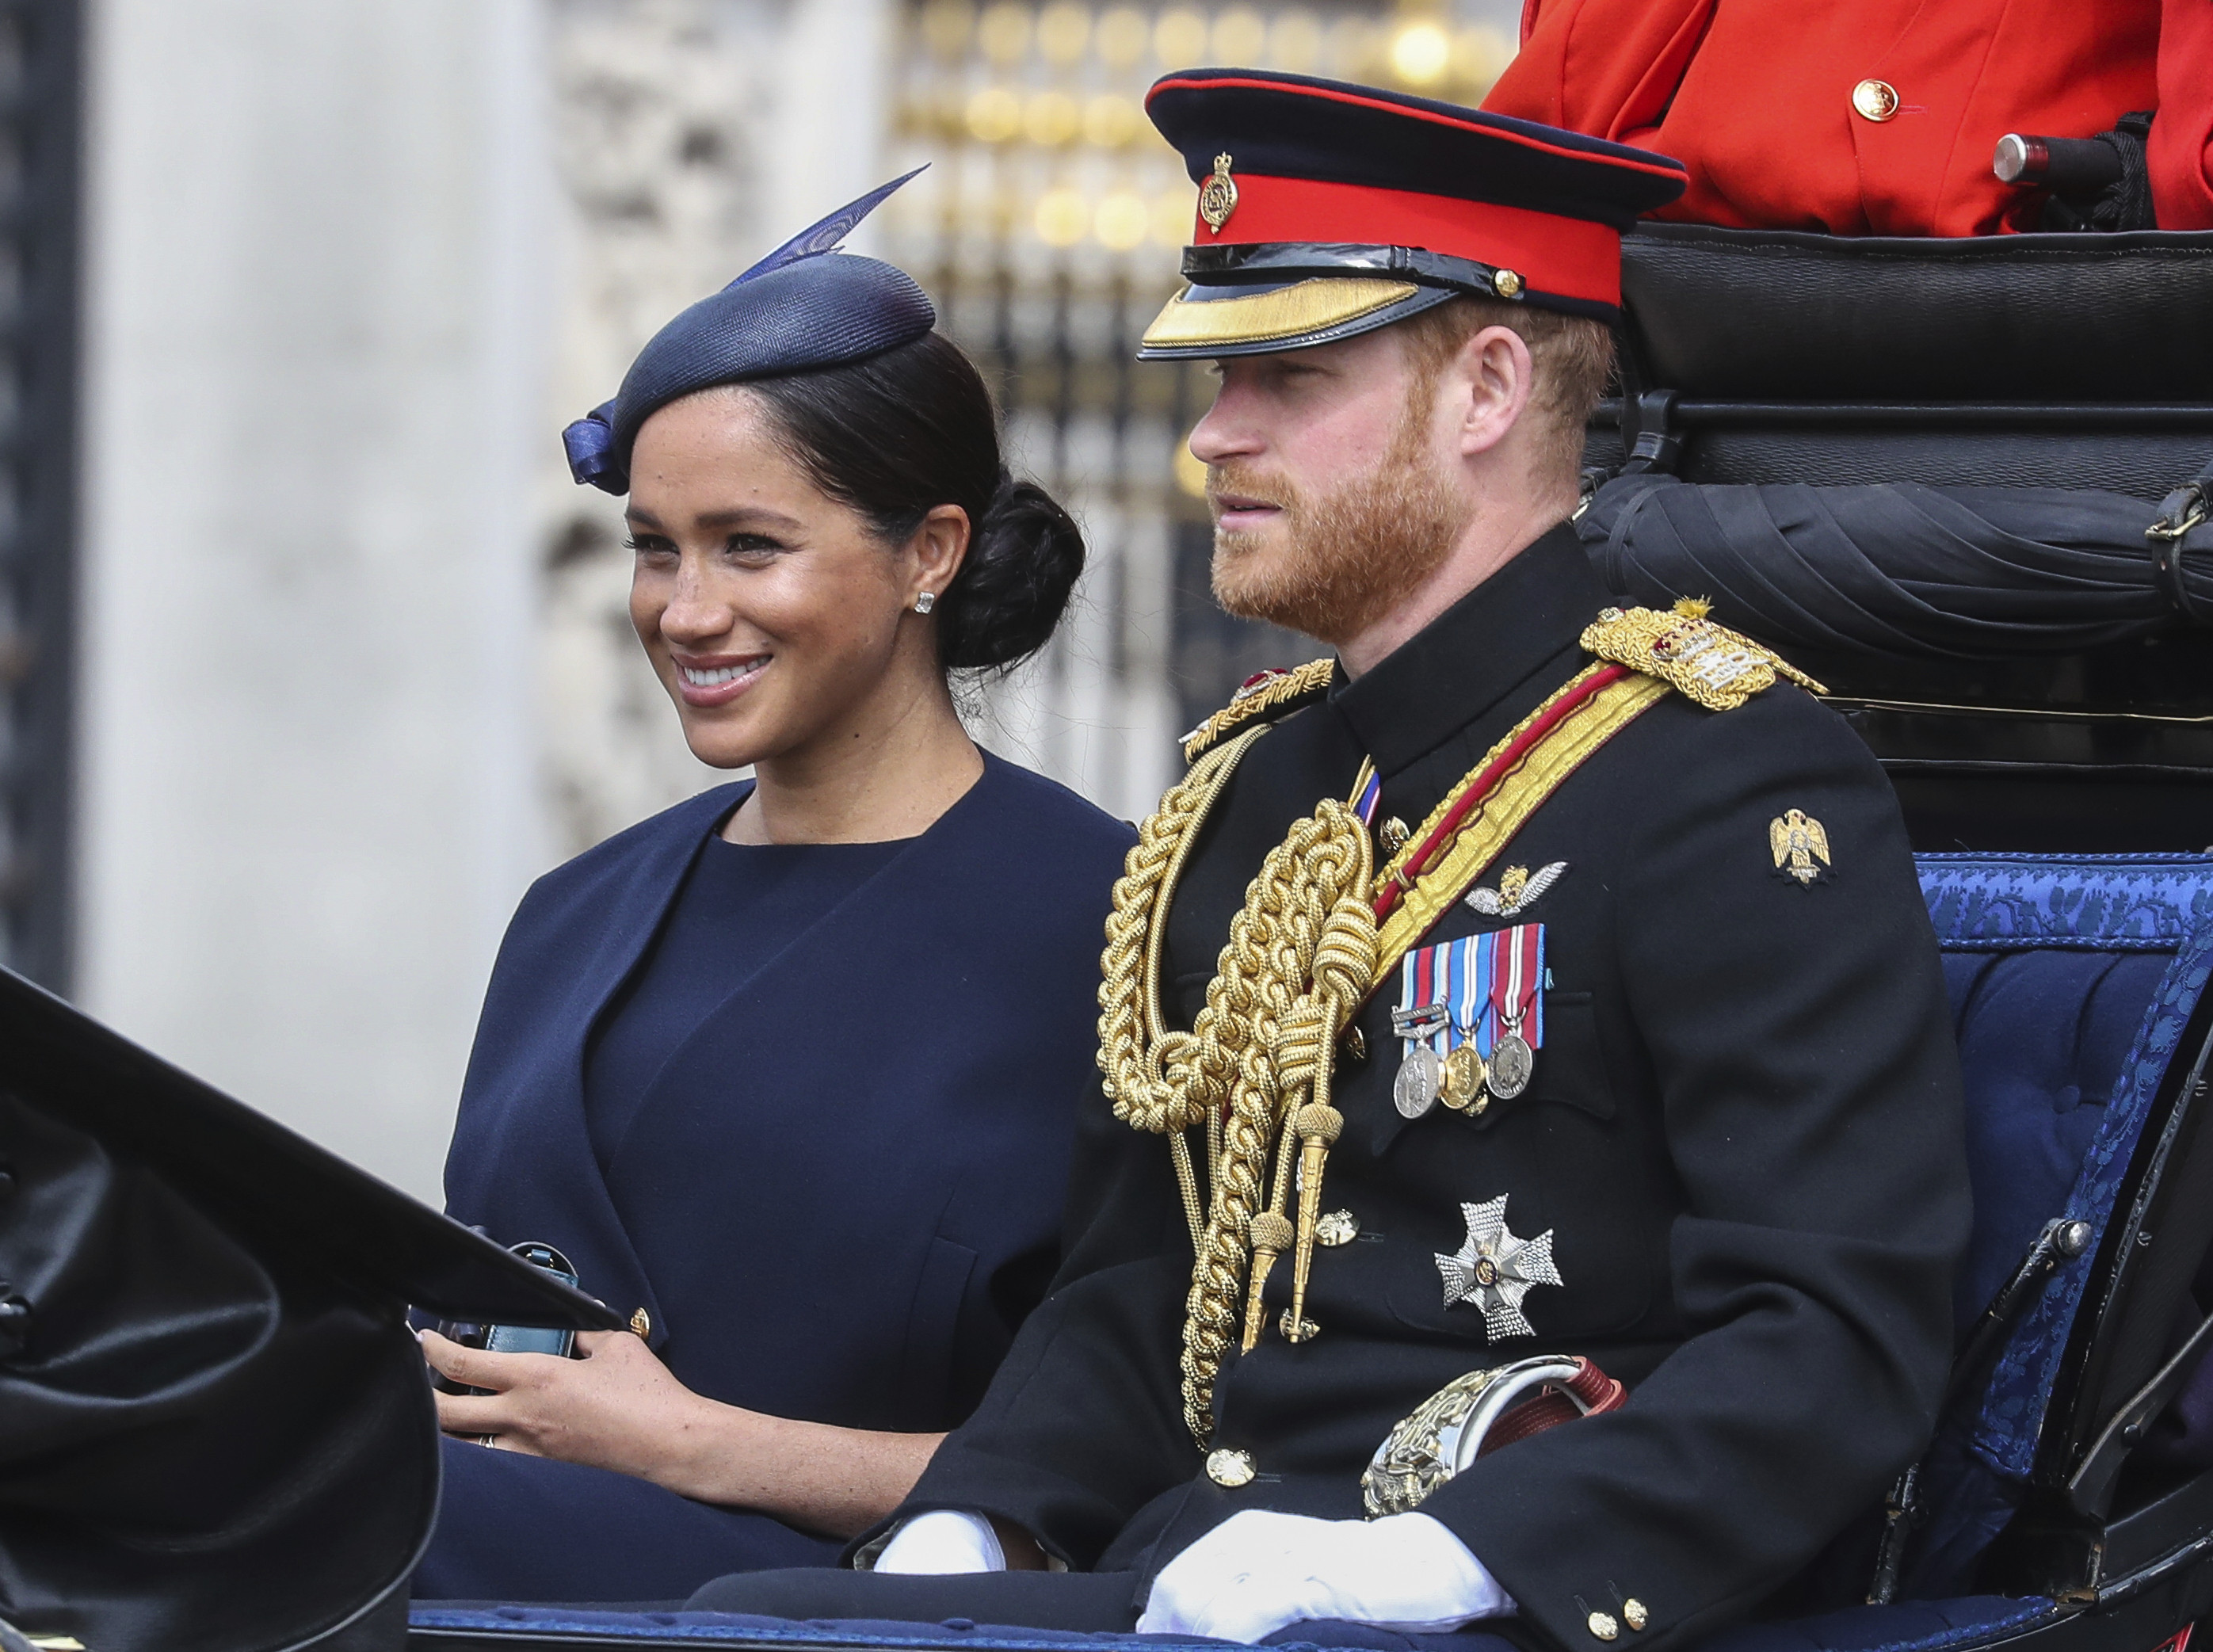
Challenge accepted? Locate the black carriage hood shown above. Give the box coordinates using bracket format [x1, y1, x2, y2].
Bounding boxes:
[0, 964, 618, 1652]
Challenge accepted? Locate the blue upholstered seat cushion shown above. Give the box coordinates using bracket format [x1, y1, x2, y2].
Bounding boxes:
[1941, 949, 2171, 1332]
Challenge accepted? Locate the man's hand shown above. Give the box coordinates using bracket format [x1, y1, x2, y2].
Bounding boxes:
[872, 1510, 1051, 1573]
[420, 1327, 712, 1486]
[1136, 1509, 1514, 1643]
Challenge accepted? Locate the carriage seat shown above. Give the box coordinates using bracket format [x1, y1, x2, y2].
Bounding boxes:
[410, 854, 2213, 1652]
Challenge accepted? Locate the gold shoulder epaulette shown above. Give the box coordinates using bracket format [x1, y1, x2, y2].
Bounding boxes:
[1180, 659, 1336, 764]
[1580, 598, 1825, 711]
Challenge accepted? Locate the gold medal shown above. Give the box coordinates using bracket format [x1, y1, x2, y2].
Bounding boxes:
[1439, 1043, 1488, 1113]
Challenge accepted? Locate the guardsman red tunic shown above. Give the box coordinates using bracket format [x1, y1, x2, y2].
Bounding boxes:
[1483, 0, 2213, 234]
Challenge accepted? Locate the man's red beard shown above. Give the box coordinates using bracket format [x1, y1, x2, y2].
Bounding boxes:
[1206, 412, 1471, 647]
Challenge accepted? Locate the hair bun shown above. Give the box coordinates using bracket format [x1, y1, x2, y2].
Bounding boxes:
[937, 468, 1086, 672]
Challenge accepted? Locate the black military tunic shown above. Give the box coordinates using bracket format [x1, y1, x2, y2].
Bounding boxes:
[894, 523, 1973, 1651]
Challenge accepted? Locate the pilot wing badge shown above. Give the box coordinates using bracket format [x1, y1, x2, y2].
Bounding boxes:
[1770, 808, 1833, 887]
[1467, 860, 1568, 918]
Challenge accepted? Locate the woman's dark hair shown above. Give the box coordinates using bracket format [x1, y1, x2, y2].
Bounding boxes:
[745, 332, 1084, 673]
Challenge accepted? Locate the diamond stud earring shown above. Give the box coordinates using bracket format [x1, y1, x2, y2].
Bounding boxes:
[914, 591, 937, 614]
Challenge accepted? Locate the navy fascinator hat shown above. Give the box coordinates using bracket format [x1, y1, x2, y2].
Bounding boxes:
[563, 170, 935, 495]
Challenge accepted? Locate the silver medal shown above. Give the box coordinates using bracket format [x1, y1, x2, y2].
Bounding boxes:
[1394, 1044, 1441, 1118]
[1486, 1030, 1534, 1100]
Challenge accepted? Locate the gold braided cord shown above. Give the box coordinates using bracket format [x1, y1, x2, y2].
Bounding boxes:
[1368, 671, 1672, 979]
[1173, 798, 1375, 1440]
[1179, 659, 1335, 764]
[1098, 729, 1265, 1142]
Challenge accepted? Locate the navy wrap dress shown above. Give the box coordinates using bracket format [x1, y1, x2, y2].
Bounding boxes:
[414, 754, 1134, 1601]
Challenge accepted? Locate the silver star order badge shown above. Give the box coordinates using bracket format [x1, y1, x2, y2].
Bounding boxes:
[1435, 1194, 1562, 1340]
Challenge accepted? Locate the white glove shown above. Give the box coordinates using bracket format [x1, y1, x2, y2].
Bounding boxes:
[1136, 1509, 1515, 1643]
[872, 1509, 1008, 1574]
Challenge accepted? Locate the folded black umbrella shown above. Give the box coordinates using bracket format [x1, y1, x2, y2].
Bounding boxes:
[1578, 472, 2213, 658]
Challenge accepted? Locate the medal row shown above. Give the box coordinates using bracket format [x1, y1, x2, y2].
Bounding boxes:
[1389, 925, 1545, 1120]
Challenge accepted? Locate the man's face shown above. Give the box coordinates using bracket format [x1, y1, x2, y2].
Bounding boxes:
[1190, 323, 1471, 647]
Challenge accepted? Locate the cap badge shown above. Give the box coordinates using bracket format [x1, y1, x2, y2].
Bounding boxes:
[1199, 152, 1239, 235]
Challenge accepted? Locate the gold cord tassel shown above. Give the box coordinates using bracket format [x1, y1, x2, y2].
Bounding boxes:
[1242, 1211, 1295, 1351]
[1283, 1098, 1342, 1343]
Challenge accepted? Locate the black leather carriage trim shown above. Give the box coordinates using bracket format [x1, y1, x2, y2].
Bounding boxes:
[1618, 223, 2213, 404]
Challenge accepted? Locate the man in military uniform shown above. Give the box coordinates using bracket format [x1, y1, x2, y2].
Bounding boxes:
[691, 71, 1971, 1650]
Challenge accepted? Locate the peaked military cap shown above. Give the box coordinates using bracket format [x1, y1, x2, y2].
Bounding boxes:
[1139, 70, 1688, 357]
[0, 965, 616, 1651]
[565, 169, 936, 495]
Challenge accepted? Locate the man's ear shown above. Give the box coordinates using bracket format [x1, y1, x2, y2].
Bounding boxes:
[1454, 325, 1536, 460]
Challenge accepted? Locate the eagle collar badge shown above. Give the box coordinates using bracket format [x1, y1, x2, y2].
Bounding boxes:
[1770, 808, 1832, 886]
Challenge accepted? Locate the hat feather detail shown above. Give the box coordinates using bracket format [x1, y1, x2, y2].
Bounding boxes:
[729, 166, 927, 288]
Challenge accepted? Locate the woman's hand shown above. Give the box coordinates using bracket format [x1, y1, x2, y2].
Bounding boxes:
[418, 1327, 944, 1537]
[422, 1327, 717, 1486]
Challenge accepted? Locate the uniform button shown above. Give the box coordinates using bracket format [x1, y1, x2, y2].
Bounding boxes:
[1622, 1599, 1649, 1631]
[1587, 1611, 1620, 1642]
[1852, 78, 1899, 121]
[629, 1307, 651, 1338]
[1206, 1447, 1257, 1487]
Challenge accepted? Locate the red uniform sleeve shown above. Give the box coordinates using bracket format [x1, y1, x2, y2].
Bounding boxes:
[2151, 0, 2213, 228]
[1485, 0, 1713, 144]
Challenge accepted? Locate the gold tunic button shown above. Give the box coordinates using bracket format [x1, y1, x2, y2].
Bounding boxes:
[1206, 1447, 1257, 1487]
[1852, 78, 1900, 121]
[1588, 1611, 1620, 1642]
[1379, 816, 1411, 854]
[1622, 1599, 1649, 1631]
[629, 1307, 651, 1338]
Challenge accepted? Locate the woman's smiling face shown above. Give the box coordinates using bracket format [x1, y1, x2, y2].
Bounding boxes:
[624, 385, 949, 771]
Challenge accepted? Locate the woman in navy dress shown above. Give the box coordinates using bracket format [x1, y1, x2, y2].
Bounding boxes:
[410, 186, 1135, 1601]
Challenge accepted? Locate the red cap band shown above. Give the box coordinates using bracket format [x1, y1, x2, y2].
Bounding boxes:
[1192, 174, 1624, 308]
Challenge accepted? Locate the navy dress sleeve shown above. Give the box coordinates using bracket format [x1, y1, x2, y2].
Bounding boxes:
[414, 755, 1135, 1602]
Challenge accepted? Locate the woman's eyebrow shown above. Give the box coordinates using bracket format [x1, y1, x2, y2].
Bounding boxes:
[623, 505, 804, 533]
